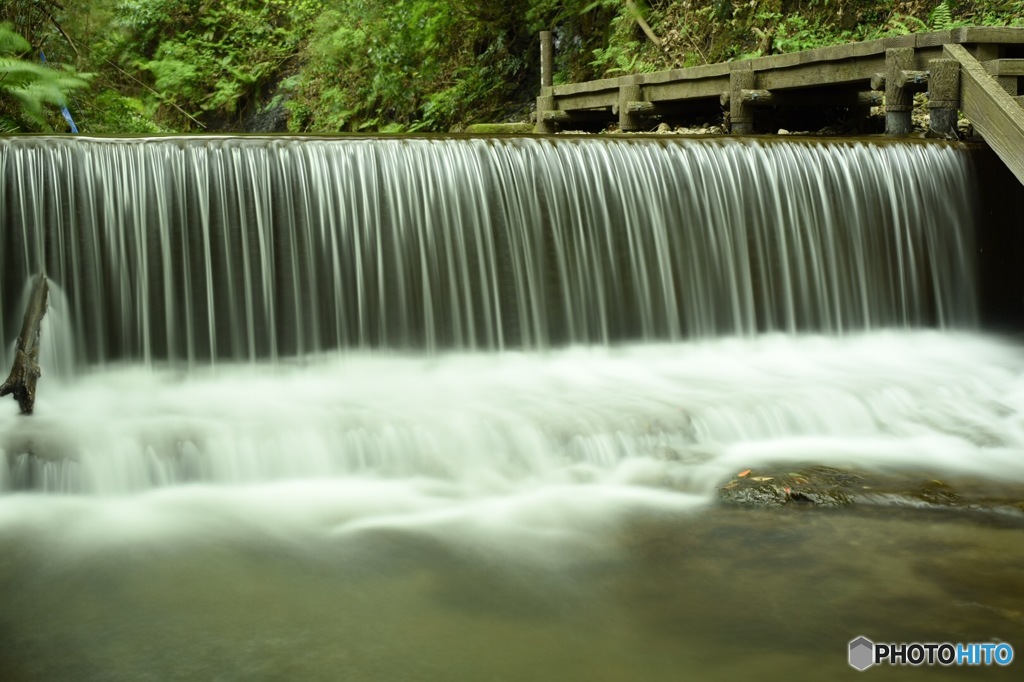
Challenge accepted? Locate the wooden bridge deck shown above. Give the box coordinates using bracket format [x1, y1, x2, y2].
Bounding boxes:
[536, 26, 1024, 185]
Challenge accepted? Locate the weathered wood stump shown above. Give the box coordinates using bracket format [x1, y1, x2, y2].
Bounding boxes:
[1, 273, 49, 415]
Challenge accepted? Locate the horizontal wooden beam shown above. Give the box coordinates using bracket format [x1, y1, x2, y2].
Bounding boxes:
[741, 89, 774, 104]
[625, 100, 657, 114]
[646, 79, 729, 103]
[555, 92, 618, 111]
[541, 110, 571, 122]
[640, 65, 731, 85]
[721, 89, 883, 108]
[852, 91, 886, 107]
[954, 26, 1024, 44]
[551, 77, 620, 98]
[896, 69, 929, 89]
[757, 56, 886, 90]
[982, 58, 1024, 76]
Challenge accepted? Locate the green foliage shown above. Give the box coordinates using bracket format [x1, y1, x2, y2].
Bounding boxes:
[99, 0, 322, 129]
[287, 1, 534, 133]
[590, 13, 658, 75]
[0, 25, 30, 55]
[8, 0, 1024, 134]
[0, 23, 90, 132]
[82, 90, 168, 134]
[644, 0, 1024, 70]
[930, 2, 955, 30]
[758, 13, 839, 53]
[0, 0, 73, 60]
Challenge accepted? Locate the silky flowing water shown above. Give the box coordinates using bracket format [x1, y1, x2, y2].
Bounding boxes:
[0, 136, 1021, 680]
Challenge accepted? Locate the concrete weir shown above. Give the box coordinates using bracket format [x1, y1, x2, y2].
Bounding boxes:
[536, 27, 1024, 185]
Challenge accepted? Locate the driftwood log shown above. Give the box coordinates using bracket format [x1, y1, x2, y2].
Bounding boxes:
[1, 273, 49, 415]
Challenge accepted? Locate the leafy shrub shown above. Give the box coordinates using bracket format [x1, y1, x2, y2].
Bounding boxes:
[288, 0, 538, 133]
[99, 0, 321, 129]
[0, 23, 90, 132]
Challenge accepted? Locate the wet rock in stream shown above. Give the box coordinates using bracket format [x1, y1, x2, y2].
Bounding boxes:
[718, 465, 1024, 519]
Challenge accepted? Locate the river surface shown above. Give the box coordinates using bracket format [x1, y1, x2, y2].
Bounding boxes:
[1, 331, 1022, 679]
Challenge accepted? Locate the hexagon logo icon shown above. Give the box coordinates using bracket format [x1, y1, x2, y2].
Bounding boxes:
[849, 636, 875, 671]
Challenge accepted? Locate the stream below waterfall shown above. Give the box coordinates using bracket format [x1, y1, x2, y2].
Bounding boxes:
[1, 136, 1021, 679]
[2, 331, 1023, 680]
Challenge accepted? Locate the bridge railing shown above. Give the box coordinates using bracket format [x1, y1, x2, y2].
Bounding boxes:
[535, 27, 1024, 186]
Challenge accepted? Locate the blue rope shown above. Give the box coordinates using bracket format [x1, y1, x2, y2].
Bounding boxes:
[39, 50, 79, 133]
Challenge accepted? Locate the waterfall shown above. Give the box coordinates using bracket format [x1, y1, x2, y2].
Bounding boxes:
[1, 136, 976, 367]
[2, 135, 1018, 497]
[3, 134, 1021, 682]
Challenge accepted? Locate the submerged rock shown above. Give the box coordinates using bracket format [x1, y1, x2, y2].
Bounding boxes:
[719, 466, 856, 509]
[718, 466, 1024, 517]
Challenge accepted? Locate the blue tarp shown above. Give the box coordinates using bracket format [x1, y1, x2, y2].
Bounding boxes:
[39, 50, 79, 133]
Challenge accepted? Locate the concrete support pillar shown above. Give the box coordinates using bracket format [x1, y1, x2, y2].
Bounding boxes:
[540, 30, 553, 89]
[885, 48, 915, 134]
[928, 58, 960, 137]
[535, 95, 557, 134]
[535, 31, 557, 134]
[729, 66, 756, 134]
[618, 81, 644, 132]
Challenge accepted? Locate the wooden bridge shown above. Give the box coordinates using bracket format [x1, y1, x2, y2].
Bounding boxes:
[535, 27, 1024, 186]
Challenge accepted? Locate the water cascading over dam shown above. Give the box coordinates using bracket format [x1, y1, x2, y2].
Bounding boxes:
[0, 136, 1017, 495]
[2, 137, 977, 362]
[2, 136, 1024, 681]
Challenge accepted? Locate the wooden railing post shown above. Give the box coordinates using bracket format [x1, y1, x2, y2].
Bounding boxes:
[536, 31, 557, 134]
[885, 48, 915, 134]
[928, 58, 959, 136]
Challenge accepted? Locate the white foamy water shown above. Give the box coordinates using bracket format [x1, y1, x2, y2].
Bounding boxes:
[3, 331, 1023, 547]
[0, 136, 1012, 567]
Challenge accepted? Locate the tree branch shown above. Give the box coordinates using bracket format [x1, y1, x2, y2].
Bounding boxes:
[624, 0, 663, 48]
[1, 273, 49, 415]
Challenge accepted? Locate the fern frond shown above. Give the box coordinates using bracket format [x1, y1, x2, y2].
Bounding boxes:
[930, 2, 954, 31]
